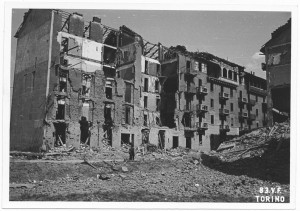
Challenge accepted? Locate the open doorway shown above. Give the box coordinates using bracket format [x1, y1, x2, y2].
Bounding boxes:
[186, 137, 191, 149]
[142, 129, 149, 144]
[172, 136, 179, 148]
[53, 122, 66, 146]
[158, 130, 165, 149]
[121, 133, 130, 145]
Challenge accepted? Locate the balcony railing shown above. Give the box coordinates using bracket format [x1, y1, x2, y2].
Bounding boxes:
[183, 104, 194, 112]
[219, 108, 230, 115]
[249, 113, 256, 120]
[247, 99, 256, 107]
[219, 92, 229, 100]
[238, 97, 248, 104]
[196, 122, 209, 130]
[184, 86, 196, 94]
[196, 86, 208, 95]
[220, 125, 230, 132]
[196, 104, 208, 113]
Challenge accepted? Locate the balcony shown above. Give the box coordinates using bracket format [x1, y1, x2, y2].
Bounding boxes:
[184, 86, 196, 94]
[220, 125, 230, 132]
[239, 112, 248, 118]
[182, 67, 197, 77]
[196, 122, 209, 130]
[219, 108, 230, 116]
[249, 113, 256, 121]
[219, 92, 229, 101]
[262, 102, 267, 113]
[184, 123, 197, 131]
[238, 97, 248, 105]
[249, 86, 267, 96]
[247, 99, 256, 107]
[183, 105, 194, 113]
[196, 86, 208, 95]
[196, 104, 208, 113]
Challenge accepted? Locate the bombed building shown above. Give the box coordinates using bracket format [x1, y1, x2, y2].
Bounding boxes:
[260, 18, 291, 125]
[10, 9, 268, 152]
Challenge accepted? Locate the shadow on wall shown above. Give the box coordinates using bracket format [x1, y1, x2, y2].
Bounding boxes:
[201, 140, 290, 184]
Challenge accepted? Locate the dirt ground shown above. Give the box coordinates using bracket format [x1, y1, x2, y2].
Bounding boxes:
[9, 158, 289, 202]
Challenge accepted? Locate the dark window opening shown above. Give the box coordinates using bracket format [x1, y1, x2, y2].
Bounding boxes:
[144, 96, 148, 108]
[234, 72, 237, 81]
[121, 133, 130, 145]
[256, 109, 259, 116]
[228, 70, 233, 79]
[211, 115, 214, 124]
[103, 46, 116, 66]
[186, 60, 191, 71]
[223, 68, 227, 78]
[186, 137, 191, 149]
[104, 105, 112, 125]
[199, 135, 202, 146]
[144, 114, 148, 126]
[156, 98, 160, 111]
[198, 79, 202, 87]
[240, 90, 242, 98]
[155, 80, 159, 92]
[211, 99, 214, 108]
[144, 78, 149, 92]
[61, 37, 68, 53]
[145, 60, 149, 74]
[231, 118, 234, 127]
[256, 95, 258, 102]
[125, 83, 132, 103]
[82, 74, 92, 97]
[257, 123, 259, 128]
[125, 107, 131, 124]
[59, 72, 67, 92]
[156, 117, 161, 126]
[210, 82, 214, 91]
[230, 88, 233, 97]
[230, 103, 234, 112]
[173, 136, 179, 148]
[56, 100, 65, 120]
[142, 130, 149, 144]
[106, 87, 112, 99]
[158, 130, 165, 149]
[54, 122, 66, 146]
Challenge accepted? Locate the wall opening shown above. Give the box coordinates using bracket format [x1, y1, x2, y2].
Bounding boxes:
[59, 71, 68, 92]
[121, 133, 130, 145]
[53, 122, 66, 146]
[105, 87, 112, 99]
[56, 99, 65, 120]
[142, 129, 149, 144]
[144, 78, 149, 92]
[172, 136, 179, 148]
[144, 96, 148, 108]
[158, 130, 165, 149]
[186, 137, 191, 149]
[155, 80, 159, 92]
[144, 114, 148, 126]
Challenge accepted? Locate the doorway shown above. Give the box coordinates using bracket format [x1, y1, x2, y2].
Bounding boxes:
[158, 130, 165, 149]
[172, 136, 179, 148]
[186, 137, 191, 149]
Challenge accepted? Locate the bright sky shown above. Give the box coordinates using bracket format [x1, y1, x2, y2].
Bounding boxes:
[11, 9, 291, 81]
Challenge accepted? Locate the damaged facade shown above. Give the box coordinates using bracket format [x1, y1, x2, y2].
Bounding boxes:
[260, 18, 291, 125]
[10, 9, 267, 152]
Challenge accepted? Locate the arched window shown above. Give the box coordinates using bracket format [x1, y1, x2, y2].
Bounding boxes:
[234, 72, 237, 81]
[228, 70, 233, 79]
[223, 68, 227, 78]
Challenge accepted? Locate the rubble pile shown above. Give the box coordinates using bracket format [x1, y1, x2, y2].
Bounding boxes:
[208, 121, 290, 162]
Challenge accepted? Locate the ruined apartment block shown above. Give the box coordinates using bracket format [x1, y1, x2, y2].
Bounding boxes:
[260, 18, 291, 125]
[10, 9, 268, 152]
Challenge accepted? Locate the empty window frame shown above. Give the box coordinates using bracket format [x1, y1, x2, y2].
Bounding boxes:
[59, 71, 67, 92]
[56, 99, 65, 120]
[144, 96, 148, 108]
[144, 114, 148, 126]
[82, 74, 92, 97]
[155, 80, 159, 92]
[105, 87, 113, 99]
[211, 99, 214, 108]
[211, 115, 214, 124]
[156, 98, 160, 111]
[125, 106, 131, 124]
[144, 78, 149, 92]
[210, 82, 214, 91]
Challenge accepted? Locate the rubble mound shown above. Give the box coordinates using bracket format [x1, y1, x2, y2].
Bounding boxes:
[201, 121, 290, 184]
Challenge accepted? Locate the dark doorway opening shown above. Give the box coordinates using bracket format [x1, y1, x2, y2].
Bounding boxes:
[121, 133, 130, 145]
[158, 130, 165, 149]
[173, 136, 179, 148]
[56, 100, 65, 120]
[142, 129, 149, 144]
[186, 137, 191, 149]
[105, 87, 112, 99]
[53, 122, 66, 146]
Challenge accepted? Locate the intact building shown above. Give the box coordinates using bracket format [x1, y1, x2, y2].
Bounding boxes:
[11, 9, 267, 152]
[260, 18, 291, 124]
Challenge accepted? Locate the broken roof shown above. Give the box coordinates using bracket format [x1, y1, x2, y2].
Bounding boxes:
[260, 18, 291, 53]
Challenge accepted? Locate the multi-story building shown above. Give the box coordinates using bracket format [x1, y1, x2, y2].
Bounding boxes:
[260, 18, 291, 125]
[10, 9, 267, 152]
